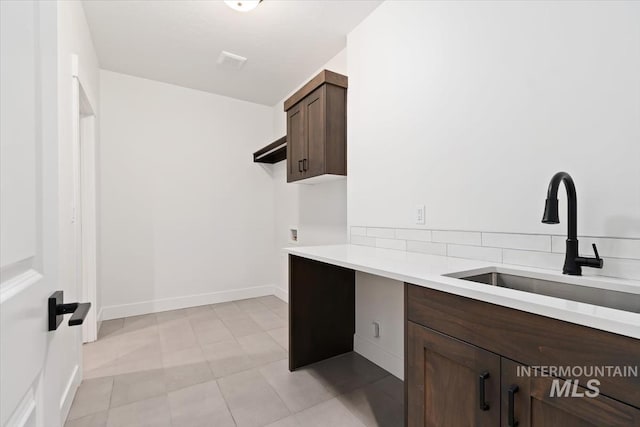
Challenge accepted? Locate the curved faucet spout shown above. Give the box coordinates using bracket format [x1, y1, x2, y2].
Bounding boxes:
[542, 171, 577, 241]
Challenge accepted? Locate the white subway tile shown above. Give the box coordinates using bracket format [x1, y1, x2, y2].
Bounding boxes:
[550, 236, 563, 253]
[432, 230, 481, 246]
[366, 227, 395, 239]
[482, 233, 551, 252]
[375, 238, 407, 251]
[351, 226, 367, 236]
[448, 245, 502, 263]
[395, 228, 432, 242]
[351, 235, 376, 247]
[552, 236, 640, 260]
[582, 258, 640, 281]
[503, 249, 565, 270]
[407, 241, 447, 256]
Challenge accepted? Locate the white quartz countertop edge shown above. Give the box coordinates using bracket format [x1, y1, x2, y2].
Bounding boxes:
[284, 244, 640, 340]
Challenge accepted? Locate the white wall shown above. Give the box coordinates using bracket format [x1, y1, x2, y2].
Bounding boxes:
[347, 1, 640, 238]
[270, 50, 349, 298]
[98, 49, 348, 315]
[272, 49, 348, 138]
[99, 71, 276, 319]
[354, 272, 404, 379]
[346, 0, 640, 378]
[55, 1, 101, 422]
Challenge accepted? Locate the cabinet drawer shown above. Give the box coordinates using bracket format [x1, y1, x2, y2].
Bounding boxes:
[406, 283, 640, 408]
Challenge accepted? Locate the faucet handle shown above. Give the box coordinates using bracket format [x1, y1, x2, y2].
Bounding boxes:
[575, 243, 604, 269]
[576, 243, 604, 269]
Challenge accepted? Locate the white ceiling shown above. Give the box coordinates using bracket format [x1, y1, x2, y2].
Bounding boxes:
[83, 0, 382, 106]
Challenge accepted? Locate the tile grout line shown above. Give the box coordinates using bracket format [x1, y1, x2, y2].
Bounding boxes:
[358, 225, 640, 241]
[80, 302, 409, 427]
[352, 229, 640, 261]
[255, 367, 295, 421]
[215, 378, 240, 427]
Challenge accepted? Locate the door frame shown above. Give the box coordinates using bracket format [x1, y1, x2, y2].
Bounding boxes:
[71, 54, 98, 343]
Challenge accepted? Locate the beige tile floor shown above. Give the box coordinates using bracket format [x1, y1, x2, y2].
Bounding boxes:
[66, 296, 403, 427]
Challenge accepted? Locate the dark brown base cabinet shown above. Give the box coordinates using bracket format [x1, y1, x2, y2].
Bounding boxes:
[287, 256, 640, 427]
[406, 284, 640, 427]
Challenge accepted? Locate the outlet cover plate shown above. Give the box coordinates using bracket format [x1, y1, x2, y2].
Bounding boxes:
[416, 205, 426, 225]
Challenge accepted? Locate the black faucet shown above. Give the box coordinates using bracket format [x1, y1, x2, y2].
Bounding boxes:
[542, 172, 603, 275]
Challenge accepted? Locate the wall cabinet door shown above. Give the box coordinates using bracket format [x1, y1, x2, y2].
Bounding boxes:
[303, 86, 325, 178]
[407, 322, 501, 427]
[287, 102, 305, 182]
[501, 358, 640, 427]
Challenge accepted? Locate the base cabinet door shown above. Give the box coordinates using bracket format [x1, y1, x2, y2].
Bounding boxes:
[501, 358, 640, 427]
[407, 322, 501, 427]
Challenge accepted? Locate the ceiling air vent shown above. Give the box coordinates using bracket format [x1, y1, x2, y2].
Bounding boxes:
[217, 51, 248, 69]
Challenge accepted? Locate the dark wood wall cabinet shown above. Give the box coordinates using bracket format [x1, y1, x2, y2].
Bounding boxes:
[406, 283, 640, 427]
[284, 70, 347, 183]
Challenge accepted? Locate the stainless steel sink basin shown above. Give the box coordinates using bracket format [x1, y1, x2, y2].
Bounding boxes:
[454, 271, 640, 313]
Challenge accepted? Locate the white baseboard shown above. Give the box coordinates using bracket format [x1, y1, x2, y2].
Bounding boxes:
[101, 285, 280, 320]
[273, 286, 288, 303]
[59, 364, 80, 425]
[354, 334, 404, 380]
[96, 307, 104, 335]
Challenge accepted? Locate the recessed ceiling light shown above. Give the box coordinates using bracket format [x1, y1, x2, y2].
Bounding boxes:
[224, 0, 262, 13]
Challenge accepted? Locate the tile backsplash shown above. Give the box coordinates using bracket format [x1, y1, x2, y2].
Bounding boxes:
[349, 226, 640, 281]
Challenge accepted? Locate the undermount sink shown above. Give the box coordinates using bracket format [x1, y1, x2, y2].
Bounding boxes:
[451, 271, 640, 314]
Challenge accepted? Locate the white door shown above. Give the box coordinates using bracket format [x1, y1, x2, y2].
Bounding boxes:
[1, 2, 72, 427]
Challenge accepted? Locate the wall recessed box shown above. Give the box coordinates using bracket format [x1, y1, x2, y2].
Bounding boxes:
[284, 70, 347, 183]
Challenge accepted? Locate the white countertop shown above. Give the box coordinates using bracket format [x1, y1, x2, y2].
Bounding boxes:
[285, 244, 640, 339]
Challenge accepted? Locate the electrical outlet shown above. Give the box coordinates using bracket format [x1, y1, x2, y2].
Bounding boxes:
[416, 205, 426, 225]
[372, 321, 381, 338]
